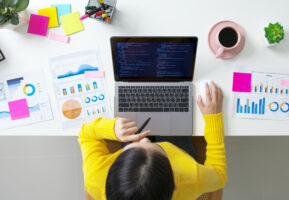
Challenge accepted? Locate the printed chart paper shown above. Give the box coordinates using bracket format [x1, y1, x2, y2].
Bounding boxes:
[49, 50, 112, 129]
[0, 72, 53, 130]
[233, 65, 289, 120]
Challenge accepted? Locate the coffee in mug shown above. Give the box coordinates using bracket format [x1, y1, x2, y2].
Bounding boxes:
[218, 27, 238, 48]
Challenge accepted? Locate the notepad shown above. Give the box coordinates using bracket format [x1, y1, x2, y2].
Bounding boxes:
[49, 32, 70, 43]
[51, 4, 71, 25]
[84, 70, 105, 78]
[281, 80, 289, 87]
[60, 12, 84, 35]
[8, 99, 30, 120]
[27, 14, 49, 36]
[232, 72, 252, 92]
[38, 7, 59, 27]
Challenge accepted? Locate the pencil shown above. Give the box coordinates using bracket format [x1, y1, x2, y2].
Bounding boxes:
[135, 117, 151, 134]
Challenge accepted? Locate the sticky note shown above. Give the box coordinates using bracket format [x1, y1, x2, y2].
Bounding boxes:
[38, 7, 59, 27]
[49, 32, 70, 43]
[85, 70, 105, 78]
[51, 4, 71, 25]
[281, 80, 289, 86]
[8, 99, 30, 120]
[60, 12, 84, 36]
[232, 72, 252, 92]
[27, 14, 49, 36]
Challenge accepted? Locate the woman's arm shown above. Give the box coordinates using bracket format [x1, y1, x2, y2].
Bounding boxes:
[196, 82, 227, 193]
[78, 117, 151, 189]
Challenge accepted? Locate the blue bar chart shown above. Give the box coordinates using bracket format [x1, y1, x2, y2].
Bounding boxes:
[236, 97, 265, 115]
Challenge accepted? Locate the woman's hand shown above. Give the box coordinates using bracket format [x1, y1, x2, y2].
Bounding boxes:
[114, 118, 151, 142]
[197, 81, 223, 115]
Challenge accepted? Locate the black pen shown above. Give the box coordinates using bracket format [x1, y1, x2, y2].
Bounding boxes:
[135, 117, 151, 134]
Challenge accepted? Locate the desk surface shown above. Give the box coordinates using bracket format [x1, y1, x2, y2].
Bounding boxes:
[0, 0, 289, 136]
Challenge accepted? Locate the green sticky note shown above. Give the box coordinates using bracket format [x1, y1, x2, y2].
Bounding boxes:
[60, 12, 84, 36]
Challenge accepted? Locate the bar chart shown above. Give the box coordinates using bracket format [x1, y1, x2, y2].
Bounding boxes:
[236, 97, 265, 115]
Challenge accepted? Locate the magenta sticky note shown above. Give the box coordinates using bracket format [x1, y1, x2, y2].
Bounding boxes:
[8, 99, 30, 120]
[84, 70, 105, 78]
[27, 14, 49, 36]
[49, 32, 70, 43]
[281, 80, 289, 87]
[232, 72, 252, 92]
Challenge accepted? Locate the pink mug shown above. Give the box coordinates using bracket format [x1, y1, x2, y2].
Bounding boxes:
[215, 26, 242, 58]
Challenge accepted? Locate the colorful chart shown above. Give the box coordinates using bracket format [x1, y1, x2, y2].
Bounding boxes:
[57, 64, 98, 79]
[0, 72, 52, 130]
[49, 50, 113, 128]
[23, 84, 36, 96]
[233, 67, 289, 120]
[62, 99, 82, 119]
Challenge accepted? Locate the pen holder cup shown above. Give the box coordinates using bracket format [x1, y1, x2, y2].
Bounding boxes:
[86, 0, 117, 23]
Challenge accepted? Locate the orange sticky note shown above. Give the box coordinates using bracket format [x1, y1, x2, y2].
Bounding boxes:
[38, 7, 59, 27]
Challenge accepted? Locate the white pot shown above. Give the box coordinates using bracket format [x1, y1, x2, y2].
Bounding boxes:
[0, 10, 29, 30]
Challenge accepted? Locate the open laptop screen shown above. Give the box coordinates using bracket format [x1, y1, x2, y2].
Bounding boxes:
[111, 37, 198, 81]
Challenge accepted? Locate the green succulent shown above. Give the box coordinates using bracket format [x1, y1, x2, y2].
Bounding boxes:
[264, 22, 285, 44]
[0, 0, 29, 25]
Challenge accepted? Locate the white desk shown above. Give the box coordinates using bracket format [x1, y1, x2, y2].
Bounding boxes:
[0, 0, 289, 136]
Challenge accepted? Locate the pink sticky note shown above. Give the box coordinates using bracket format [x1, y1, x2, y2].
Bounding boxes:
[232, 72, 252, 92]
[281, 80, 289, 86]
[27, 14, 49, 36]
[49, 32, 70, 43]
[84, 70, 105, 78]
[8, 99, 30, 120]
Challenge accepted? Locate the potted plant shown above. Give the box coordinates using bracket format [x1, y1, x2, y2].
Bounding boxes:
[264, 22, 285, 46]
[0, 0, 29, 30]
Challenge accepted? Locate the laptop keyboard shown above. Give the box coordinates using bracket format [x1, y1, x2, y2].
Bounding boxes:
[118, 86, 189, 112]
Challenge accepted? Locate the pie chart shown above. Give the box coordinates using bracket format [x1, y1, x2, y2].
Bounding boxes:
[62, 99, 82, 119]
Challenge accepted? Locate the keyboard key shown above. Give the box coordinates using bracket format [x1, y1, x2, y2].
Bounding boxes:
[179, 103, 189, 107]
[164, 108, 170, 112]
[119, 103, 129, 107]
[140, 108, 163, 112]
[181, 98, 189, 102]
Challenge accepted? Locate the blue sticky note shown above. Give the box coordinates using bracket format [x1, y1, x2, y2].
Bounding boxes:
[51, 4, 71, 24]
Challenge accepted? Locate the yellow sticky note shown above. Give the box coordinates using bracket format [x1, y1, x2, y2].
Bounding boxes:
[60, 12, 84, 36]
[38, 7, 59, 27]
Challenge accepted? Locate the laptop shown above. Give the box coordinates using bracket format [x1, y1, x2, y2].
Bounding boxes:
[111, 37, 198, 136]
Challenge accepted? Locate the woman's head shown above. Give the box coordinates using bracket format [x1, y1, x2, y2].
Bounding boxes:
[106, 138, 175, 200]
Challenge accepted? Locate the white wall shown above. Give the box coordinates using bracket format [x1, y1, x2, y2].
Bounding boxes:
[0, 137, 288, 200]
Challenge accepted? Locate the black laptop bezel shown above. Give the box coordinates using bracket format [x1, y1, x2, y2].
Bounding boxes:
[110, 36, 198, 82]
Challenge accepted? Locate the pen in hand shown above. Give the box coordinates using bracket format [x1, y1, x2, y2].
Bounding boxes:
[135, 117, 151, 134]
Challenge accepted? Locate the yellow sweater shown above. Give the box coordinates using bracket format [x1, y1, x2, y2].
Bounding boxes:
[78, 113, 227, 200]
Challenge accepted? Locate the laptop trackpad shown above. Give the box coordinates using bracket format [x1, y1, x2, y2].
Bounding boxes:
[137, 113, 171, 135]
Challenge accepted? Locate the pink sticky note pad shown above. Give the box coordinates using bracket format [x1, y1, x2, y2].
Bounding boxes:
[27, 14, 49, 36]
[84, 70, 105, 78]
[8, 99, 30, 120]
[232, 72, 252, 92]
[281, 80, 289, 87]
[49, 32, 70, 43]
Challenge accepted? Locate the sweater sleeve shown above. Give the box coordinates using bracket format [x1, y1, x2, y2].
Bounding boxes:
[78, 117, 121, 189]
[197, 112, 227, 194]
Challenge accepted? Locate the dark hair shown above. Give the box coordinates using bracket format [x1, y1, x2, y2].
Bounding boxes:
[106, 147, 175, 200]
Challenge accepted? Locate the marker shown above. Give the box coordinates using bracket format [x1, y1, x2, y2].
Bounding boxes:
[98, 0, 105, 10]
[135, 117, 151, 134]
[80, 8, 102, 20]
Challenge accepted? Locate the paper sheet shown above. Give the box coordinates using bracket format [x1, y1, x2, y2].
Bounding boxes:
[60, 12, 84, 35]
[38, 7, 59, 27]
[27, 14, 49, 36]
[233, 65, 289, 120]
[49, 50, 113, 129]
[51, 4, 71, 25]
[0, 71, 53, 129]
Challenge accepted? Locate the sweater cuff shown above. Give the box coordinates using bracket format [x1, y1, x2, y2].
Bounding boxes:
[93, 117, 121, 141]
[203, 112, 224, 144]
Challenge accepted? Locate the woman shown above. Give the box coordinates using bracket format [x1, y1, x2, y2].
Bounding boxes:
[79, 82, 227, 200]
